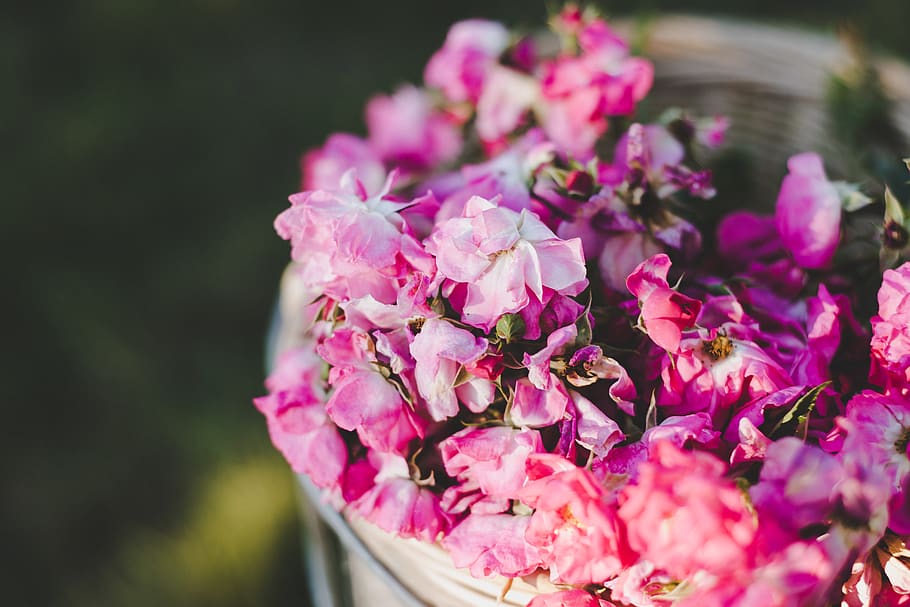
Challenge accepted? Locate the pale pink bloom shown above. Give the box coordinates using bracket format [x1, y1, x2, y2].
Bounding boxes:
[301, 133, 385, 193]
[424, 19, 510, 104]
[775, 152, 841, 269]
[527, 589, 616, 607]
[254, 350, 346, 489]
[598, 230, 664, 293]
[618, 442, 757, 581]
[351, 451, 451, 542]
[426, 195, 587, 330]
[569, 390, 625, 458]
[626, 254, 701, 353]
[603, 560, 676, 607]
[441, 426, 543, 514]
[523, 324, 577, 390]
[275, 171, 434, 304]
[871, 262, 910, 390]
[318, 328, 423, 454]
[442, 514, 543, 578]
[520, 454, 634, 585]
[511, 376, 571, 428]
[730, 417, 773, 466]
[409, 318, 489, 421]
[366, 85, 462, 171]
[476, 65, 539, 143]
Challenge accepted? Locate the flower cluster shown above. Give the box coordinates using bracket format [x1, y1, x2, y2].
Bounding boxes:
[256, 6, 910, 606]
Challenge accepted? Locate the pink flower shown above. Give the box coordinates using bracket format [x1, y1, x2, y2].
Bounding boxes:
[540, 18, 653, 159]
[409, 318, 490, 421]
[618, 442, 757, 580]
[350, 452, 451, 542]
[626, 254, 701, 353]
[424, 19, 510, 104]
[442, 514, 543, 578]
[318, 328, 423, 454]
[426, 195, 587, 330]
[511, 377, 571, 428]
[843, 537, 910, 607]
[253, 350, 347, 489]
[527, 590, 616, 607]
[274, 172, 434, 304]
[523, 324, 578, 390]
[871, 262, 910, 390]
[440, 426, 543, 514]
[476, 65, 539, 143]
[775, 152, 841, 269]
[300, 133, 385, 193]
[366, 85, 462, 171]
[520, 454, 634, 585]
[604, 560, 676, 607]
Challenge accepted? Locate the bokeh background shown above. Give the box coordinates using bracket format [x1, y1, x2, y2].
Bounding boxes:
[6, 1, 910, 605]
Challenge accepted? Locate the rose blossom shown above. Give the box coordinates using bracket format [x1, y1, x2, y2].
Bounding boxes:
[442, 514, 543, 579]
[626, 254, 702, 353]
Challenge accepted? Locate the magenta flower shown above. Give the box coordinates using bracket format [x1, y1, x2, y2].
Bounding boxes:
[618, 442, 757, 581]
[409, 318, 490, 421]
[366, 85, 462, 171]
[871, 262, 910, 390]
[775, 152, 841, 269]
[521, 454, 634, 585]
[626, 254, 701, 353]
[442, 514, 543, 579]
[426, 195, 587, 330]
[424, 19, 510, 104]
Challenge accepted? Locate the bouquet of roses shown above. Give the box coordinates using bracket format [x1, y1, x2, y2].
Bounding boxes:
[255, 5, 910, 606]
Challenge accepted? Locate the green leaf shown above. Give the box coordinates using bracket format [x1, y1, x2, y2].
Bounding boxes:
[769, 382, 831, 439]
[495, 313, 526, 344]
[833, 181, 874, 212]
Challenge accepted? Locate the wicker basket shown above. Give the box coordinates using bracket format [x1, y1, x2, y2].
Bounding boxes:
[270, 14, 910, 607]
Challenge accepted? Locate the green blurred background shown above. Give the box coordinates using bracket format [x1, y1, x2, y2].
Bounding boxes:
[5, 1, 909, 605]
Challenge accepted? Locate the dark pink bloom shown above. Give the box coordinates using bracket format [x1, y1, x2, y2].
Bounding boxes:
[627, 254, 701, 353]
[871, 262, 910, 391]
[618, 442, 757, 580]
[366, 85, 462, 171]
[520, 454, 634, 585]
[775, 152, 841, 269]
[424, 19, 510, 104]
[442, 514, 543, 578]
[301, 133, 385, 193]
